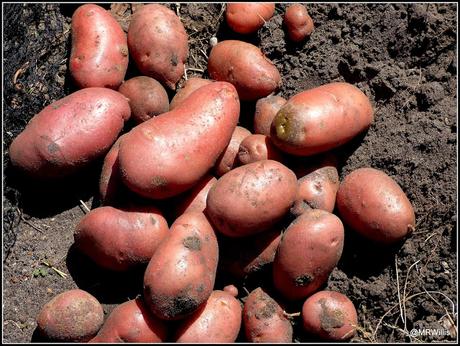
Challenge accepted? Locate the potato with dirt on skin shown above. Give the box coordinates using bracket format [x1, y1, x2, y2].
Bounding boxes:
[206, 160, 297, 237]
[208, 40, 281, 101]
[118, 82, 240, 200]
[170, 78, 213, 110]
[89, 298, 168, 343]
[273, 209, 344, 301]
[302, 291, 358, 341]
[254, 95, 287, 136]
[174, 290, 242, 342]
[9, 88, 130, 179]
[226, 3, 275, 34]
[69, 4, 129, 89]
[223, 284, 239, 297]
[118, 76, 169, 124]
[37, 289, 104, 342]
[336, 167, 416, 244]
[143, 212, 219, 320]
[237, 134, 284, 165]
[271, 82, 374, 156]
[284, 4, 314, 42]
[128, 4, 188, 89]
[243, 287, 293, 343]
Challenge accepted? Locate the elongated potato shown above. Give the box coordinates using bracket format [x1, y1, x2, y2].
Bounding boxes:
[208, 40, 281, 101]
[237, 134, 283, 165]
[9, 88, 130, 179]
[143, 212, 219, 320]
[69, 4, 128, 89]
[284, 4, 314, 42]
[271, 82, 374, 156]
[128, 4, 188, 89]
[226, 3, 275, 34]
[273, 209, 344, 301]
[254, 95, 287, 136]
[336, 167, 415, 244]
[206, 160, 297, 237]
[74, 205, 169, 271]
[118, 82, 239, 199]
[174, 290, 242, 342]
[214, 126, 252, 176]
[243, 287, 293, 343]
[170, 78, 213, 110]
[89, 298, 168, 343]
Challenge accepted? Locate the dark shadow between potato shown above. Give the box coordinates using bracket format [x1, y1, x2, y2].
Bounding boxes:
[31, 327, 49, 343]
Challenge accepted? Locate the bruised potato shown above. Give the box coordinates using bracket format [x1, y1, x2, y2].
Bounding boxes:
[226, 3, 275, 34]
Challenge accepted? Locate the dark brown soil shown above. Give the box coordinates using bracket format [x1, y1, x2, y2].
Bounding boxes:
[3, 3, 457, 343]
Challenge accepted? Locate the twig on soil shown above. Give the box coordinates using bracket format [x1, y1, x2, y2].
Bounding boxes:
[401, 67, 423, 109]
[13, 62, 30, 90]
[402, 259, 421, 334]
[395, 256, 405, 328]
[283, 311, 301, 319]
[17, 208, 44, 234]
[42, 260, 68, 279]
[187, 67, 205, 73]
[4, 319, 24, 330]
[183, 65, 188, 81]
[199, 48, 209, 60]
[79, 200, 91, 214]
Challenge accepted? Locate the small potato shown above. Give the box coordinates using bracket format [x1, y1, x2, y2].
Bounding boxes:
[9, 88, 130, 179]
[302, 291, 358, 341]
[254, 95, 287, 136]
[74, 205, 169, 271]
[69, 4, 129, 89]
[271, 82, 374, 156]
[214, 126, 252, 177]
[284, 4, 314, 42]
[37, 289, 104, 342]
[243, 287, 293, 343]
[143, 212, 219, 320]
[223, 285, 239, 297]
[128, 4, 188, 89]
[336, 167, 416, 244]
[273, 209, 344, 301]
[226, 3, 275, 34]
[89, 298, 168, 343]
[208, 40, 281, 101]
[206, 160, 297, 237]
[118, 76, 169, 124]
[170, 78, 213, 110]
[237, 134, 284, 165]
[174, 290, 242, 342]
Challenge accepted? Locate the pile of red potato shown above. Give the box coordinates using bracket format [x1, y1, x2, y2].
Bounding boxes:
[8, 3, 416, 343]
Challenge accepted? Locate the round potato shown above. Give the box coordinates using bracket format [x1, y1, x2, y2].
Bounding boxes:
[214, 126, 252, 177]
[336, 167, 416, 244]
[223, 285, 239, 297]
[237, 134, 284, 166]
[170, 78, 213, 110]
[284, 4, 314, 42]
[226, 3, 275, 34]
[254, 95, 287, 136]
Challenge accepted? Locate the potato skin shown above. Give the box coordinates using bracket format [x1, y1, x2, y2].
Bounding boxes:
[37, 289, 104, 342]
[284, 4, 314, 42]
[174, 290, 242, 342]
[170, 78, 213, 110]
[206, 160, 297, 237]
[118, 76, 169, 124]
[69, 4, 128, 89]
[118, 82, 239, 200]
[302, 291, 358, 341]
[9, 88, 130, 179]
[271, 82, 374, 156]
[238, 134, 284, 165]
[143, 212, 219, 320]
[89, 298, 168, 343]
[214, 126, 252, 176]
[208, 40, 281, 101]
[226, 3, 275, 34]
[254, 95, 287, 136]
[74, 205, 169, 271]
[128, 4, 188, 89]
[273, 209, 344, 301]
[336, 167, 415, 244]
[243, 287, 293, 343]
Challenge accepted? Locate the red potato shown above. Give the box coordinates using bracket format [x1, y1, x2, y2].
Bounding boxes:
[128, 4, 188, 89]
[284, 4, 314, 42]
[243, 287, 293, 343]
[143, 212, 219, 320]
[74, 205, 169, 271]
[206, 160, 297, 237]
[118, 82, 239, 200]
[208, 40, 281, 101]
[170, 78, 213, 110]
[214, 126, 252, 177]
[254, 95, 287, 136]
[302, 291, 358, 341]
[226, 3, 275, 34]
[9, 88, 130, 179]
[271, 82, 374, 156]
[237, 134, 284, 165]
[37, 289, 104, 342]
[118, 76, 169, 124]
[223, 285, 239, 297]
[69, 4, 128, 89]
[174, 290, 242, 342]
[290, 166, 340, 217]
[336, 167, 416, 244]
[89, 298, 168, 343]
[273, 209, 344, 301]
